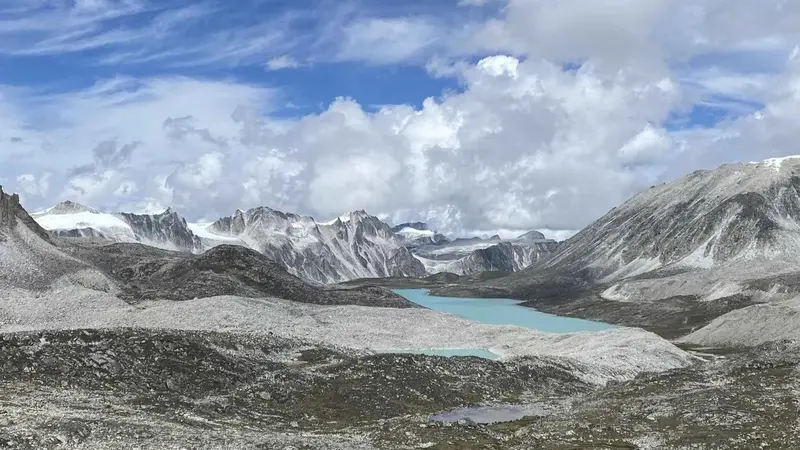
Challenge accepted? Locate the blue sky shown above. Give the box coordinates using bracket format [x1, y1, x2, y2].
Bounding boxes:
[0, 0, 480, 112]
[1, 0, 799, 237]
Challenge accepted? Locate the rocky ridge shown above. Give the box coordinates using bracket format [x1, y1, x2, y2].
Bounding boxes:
[206, 208, 427, 284]
[411, 230, 561, 276]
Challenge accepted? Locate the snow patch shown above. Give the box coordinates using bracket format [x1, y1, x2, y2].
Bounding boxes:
[600, 284, 638, 303]
[752, 155, 800, 172]
[319, 215, 351, 226]
[32, 211, 135, 241]
[396, 227, 435, 238]
[600, 256, 662, 284]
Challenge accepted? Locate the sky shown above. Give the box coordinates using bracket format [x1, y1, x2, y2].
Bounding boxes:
[1, 0, 800, 239]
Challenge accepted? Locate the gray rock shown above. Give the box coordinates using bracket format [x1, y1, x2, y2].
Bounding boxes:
[118, 208, 203, 253]
[208, 207, 426, 284]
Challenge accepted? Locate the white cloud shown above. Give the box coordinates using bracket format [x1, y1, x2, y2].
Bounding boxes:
[4, 0, 800, 239]
[2, 54, 683, 236]
[265, 55, 303, 71]
[336, 17, 442, 64]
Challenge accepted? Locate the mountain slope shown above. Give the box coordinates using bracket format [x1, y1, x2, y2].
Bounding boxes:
[412, 232, 560, 275]
[423, 157, 800, 338]
[60, 242, 417, 307]
[0, 187, 109, 291]
[540, 158, 800, 282]
[205, 208, 426, 284]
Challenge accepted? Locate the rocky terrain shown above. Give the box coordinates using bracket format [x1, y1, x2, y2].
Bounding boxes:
[427, 157, 800, 342]
[1, 329, 798, 449]
[8, 153, 800, 448]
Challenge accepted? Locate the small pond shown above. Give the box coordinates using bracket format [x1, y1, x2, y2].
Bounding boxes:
[430, 404, 552, 424]
[383, 348, 502, 360]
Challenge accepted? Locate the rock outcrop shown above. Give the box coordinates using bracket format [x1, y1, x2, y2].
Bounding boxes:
[118, 208, 203, 253]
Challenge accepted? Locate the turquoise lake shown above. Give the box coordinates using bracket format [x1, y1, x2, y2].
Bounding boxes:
[393, 289, 613, 333]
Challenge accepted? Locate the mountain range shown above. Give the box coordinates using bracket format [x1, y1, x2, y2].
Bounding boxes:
[29, 200, 558, 284]
[433, 155, 800, 343]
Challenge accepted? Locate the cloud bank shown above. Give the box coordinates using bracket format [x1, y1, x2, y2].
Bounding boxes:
[2, 0, 800, 238]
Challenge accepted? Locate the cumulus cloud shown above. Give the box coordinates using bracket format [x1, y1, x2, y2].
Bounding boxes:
[2, 55, 679, 236]
[2, 0, 800, 239]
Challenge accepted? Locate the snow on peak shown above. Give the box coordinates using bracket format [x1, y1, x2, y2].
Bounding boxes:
[750, 155, 800, 172]
[32, 206, 135, 241]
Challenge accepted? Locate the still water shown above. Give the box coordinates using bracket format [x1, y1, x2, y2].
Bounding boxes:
[393, 289, 613, 333]
[387, 289, 613, 360]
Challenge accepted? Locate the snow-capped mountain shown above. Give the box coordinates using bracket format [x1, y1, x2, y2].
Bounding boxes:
[391, 222, 449, 248]
[410, 230, 560, 275]
[32, 202, 202, 253]
[201, 207, 427, 284]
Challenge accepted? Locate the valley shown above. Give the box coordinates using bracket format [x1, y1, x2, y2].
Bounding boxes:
[4, 157, 800, 448]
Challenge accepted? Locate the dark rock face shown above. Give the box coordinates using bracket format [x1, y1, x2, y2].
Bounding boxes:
[118, 209, 203, 253]
[46, 200, 96, 214]
[50, 227, 109, 240]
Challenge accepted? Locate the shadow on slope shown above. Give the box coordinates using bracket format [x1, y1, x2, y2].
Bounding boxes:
[61, 241, 417, 308]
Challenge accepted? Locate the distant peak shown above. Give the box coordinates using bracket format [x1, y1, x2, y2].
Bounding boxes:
[45, 200, 97, 215]
[391, 222, 430, 232]
[516, 230, 547, 241]
[750, 155, 800, 172]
